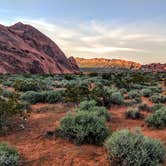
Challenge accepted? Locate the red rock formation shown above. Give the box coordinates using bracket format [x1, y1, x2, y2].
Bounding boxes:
[141, 63, 166, 72]
[68, 56, 80, 72]
[0, 22, 80, 74]
[75, 57, 141, 69]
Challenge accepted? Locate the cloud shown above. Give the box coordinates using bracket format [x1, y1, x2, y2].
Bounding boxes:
[75, 46, 141, 53]
[0, 17, 166, 64]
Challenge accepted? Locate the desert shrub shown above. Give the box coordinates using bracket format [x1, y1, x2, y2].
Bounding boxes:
[119, 88, 127, 94]
[13, 79, 48, 92]
[0, 143, 19, 166]
[21, 91, 43, 104]
[21, 91, 63, 104]
[76, 100, 110, 121]
[78, 100, 97, 110]
[145, 107, 166, 129]
[133, 96, 142, 104]
[43, 91, 63, 103]
[105, 129, 166, 166]
[56, 112, 110, 145]
[1, 90, 14, 98]
[125, 108, 143, 119]
[149, 86, 162, 93]
[65, 84, 90, 103]
[142, 88, 153, 97]
[151, 104, 165, 112]
[110, 92, 124, 105]
[138, 103, 152, 112]
[128, 90, 140, 99]
[150, 94, 166, 103]
[0, 97, 19, 132]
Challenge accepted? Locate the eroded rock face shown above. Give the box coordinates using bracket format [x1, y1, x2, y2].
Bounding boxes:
[0, 22, 80, 74]
[68, 56, 80, 72]
[75, 57, 141, 69]
[141, 63, 166, 72]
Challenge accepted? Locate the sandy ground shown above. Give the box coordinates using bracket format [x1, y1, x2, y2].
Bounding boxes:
[0, 99, 166, 166]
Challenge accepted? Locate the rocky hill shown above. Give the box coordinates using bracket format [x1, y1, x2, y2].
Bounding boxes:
[0, 22, 80, 74]
[141, 63, 166, 72]
[76, 57, 141, 69]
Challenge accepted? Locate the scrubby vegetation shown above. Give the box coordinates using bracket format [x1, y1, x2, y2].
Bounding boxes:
[0, 70, 165, 165]
[21, 90, 63, 104]
[105, 129, 166, 166]
[0, 143, 20, 166]
[56, 112, 110, 145]
[146, 107, 166, 129]
[75, 100, 111, 121]
[125, 108, 143, 119]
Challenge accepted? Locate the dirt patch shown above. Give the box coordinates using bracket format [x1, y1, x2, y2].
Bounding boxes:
[0, 103, 109, 166]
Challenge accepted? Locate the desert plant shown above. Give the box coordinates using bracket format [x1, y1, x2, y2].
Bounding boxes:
[151, 104, 165, 112]
[110, 92, 124, 105]
[138, 103, 152, 112]
[150, 94, 166, 103]
[0, 97, 19, 132]
[76, 100, 111, 121]
[56, 112, 110, 145]
[142, 88, 153, 97]
[21, 90, 63, 104]
[145, 107, 166, 129]
[125, 108, 143, 119]
[0, 143, 19, 166]
[13, 79, 48, 92]
[105, 129, 166, 166]
[128, 90, 141, 99]
[78, 100, 97, 110]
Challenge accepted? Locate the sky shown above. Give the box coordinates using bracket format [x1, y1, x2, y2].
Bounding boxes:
[0, 0, 166, 64]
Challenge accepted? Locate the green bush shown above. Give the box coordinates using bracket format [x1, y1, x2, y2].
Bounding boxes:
[0, 143, 19, 166]
[65, 84, 90, 103]
[142, 88, 153, 97]
[78, 100, 97, 110]
[138, 103, 152, 112]
[0, 97, 19, 132]
[1, 90, 14, 98]
[146, 107, 166, 129]
[128, 90, 140, 99]
[151, 104, 165, 112]
[105, 130, 166, 166]
[56, 112, 110, 145]
[150, 94, 166, 103]
[13, 79, 47, 92]
[110, 92, 124, 105]
[21, 91, 63, 104]
[125, 108, 143, 119]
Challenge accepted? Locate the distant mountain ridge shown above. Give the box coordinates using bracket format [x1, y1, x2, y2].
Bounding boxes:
[0, 22, 80, 74]
[76, 57, 141, 69]
[141, 63, 166, 72]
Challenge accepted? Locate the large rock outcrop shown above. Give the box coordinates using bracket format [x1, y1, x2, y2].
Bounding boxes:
[0, 22, 80, 74]
[75, 57, 141, 69]
[141, 63, 166, 72]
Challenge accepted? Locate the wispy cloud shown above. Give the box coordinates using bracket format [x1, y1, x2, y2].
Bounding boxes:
[0, 17, 166, 64]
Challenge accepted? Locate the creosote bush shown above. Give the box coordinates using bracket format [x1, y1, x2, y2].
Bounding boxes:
[138, 103, 152, 112]
[13, 79, 48, 92]
[105, 129, 166, 166]
[145, 107, 166, 129]
[56, 112, 110, 145]
[0, 143, 20, 166]
[150, 94, 166, 103]
[76, 100, 111, 121]
[21, 90, 63, 104]
[142, 88, 153, 97]
[125, 108, 143, 119]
